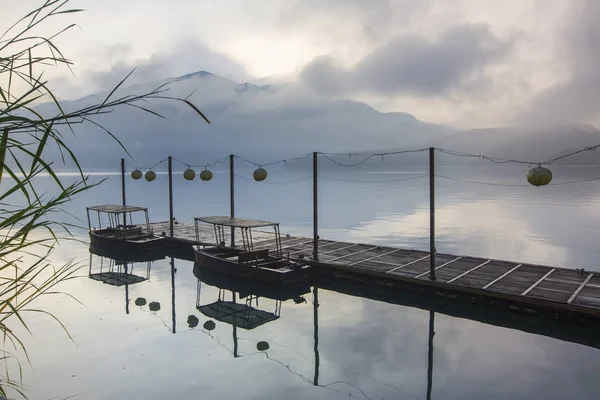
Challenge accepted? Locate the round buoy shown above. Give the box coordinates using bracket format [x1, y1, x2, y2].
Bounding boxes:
[148, 301, 161, 312]
[200, 169, 213, 181]
[187, 315, 199, 328]
[527, 166, 552, 186]
[256, 341, 270, 351]
[145, 170, 157, 182]
[203, 320, 216, 331]
[131, 169, 143, 180]
[253, 167, 268, 182]
[183, 168, 195, 181]
[134, 297, 147, 306]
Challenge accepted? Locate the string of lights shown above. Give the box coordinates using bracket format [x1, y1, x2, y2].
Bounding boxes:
[171, 155, 230, 170]
[435, 144, 600, 166]
[318, 173, 428, 184]
[129, 157, 168, 171]
[436, 174, 600, 186]
[234, 173, 312, 185]
[128, 141, 600, 174]
[317, 148, 428, 167]
[124, 142, 600, 187]
[234, 153, 312, 168]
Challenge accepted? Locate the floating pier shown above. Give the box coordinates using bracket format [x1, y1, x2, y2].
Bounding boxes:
[261, 234, 600, 324]
[117, 152, 600, 328]
[151, 222, 600, 327]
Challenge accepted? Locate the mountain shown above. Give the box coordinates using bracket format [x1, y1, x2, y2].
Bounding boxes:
[33, 70, 453, 170]
[293, 123, 600, 169]
[431, 124, 600, 166]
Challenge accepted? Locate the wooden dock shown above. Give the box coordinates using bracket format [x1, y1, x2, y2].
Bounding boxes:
[265, 235, 600, 323]
[149, 222, 600, 325]
[150, 220, 275, 245]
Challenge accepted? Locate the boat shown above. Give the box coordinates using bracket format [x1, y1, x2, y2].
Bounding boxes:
[193, 262, 311, 302]
[192, 216, 312, 284]
[87, 205, 166, 255]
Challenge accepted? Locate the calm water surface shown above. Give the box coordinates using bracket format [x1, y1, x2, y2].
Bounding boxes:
[7, 164, 600, 399]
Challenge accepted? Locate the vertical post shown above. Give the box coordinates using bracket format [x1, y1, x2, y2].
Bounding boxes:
[230, 154, 235, 247]
[427, 310, 435, 400]
[168, 156, 174, 238]
[313, 152, 318, 261]
[121, 158, 126, 227]
[313, 286, 319, 386]
[429, 147, 436, 280]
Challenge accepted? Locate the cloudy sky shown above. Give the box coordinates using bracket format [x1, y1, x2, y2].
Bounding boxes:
[4, 0, 600, 129]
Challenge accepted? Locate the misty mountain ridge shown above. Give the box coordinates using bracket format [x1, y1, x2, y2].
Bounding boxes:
[31, 70, 600, 169]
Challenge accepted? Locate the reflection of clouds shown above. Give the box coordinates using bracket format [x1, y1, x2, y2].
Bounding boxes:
[349, 200, 568, 266]
[9, 238, 600, 400]
[317, 290, 600, 400]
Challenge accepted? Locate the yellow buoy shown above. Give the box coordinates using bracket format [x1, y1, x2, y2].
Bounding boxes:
[131, 169, 143, 180]
[200, 169, 213, 181]
[183, 168, 196, 181]
[527, 166, 552, 186]
[253, 167, 268, 182]
[145, 170, 157, 182]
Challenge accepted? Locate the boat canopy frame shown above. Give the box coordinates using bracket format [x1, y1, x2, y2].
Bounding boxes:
[86, 204, 151, 233]
[194, 216, 283, 257]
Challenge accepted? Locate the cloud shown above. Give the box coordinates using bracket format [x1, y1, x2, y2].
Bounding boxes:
[517, 1, 600, 125]
[299, 24, 513, 98]
[50, 39, 250, 99]
[280, 0, 431, 43]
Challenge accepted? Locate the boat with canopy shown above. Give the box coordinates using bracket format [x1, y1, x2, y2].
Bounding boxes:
[87, 204, 166, 254]
[192, 216, 311, 284]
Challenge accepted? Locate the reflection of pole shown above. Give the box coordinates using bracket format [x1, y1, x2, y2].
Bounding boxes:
[427, 311, 435, 400]
[230, 154, 235, 247]
[313, 152, 318, 261]
[171, 256, 176, 334]
[232, 290, 238, 358]
[313, 286, 320, 386]
[121, 158, 127, 227]
[429, 147, 436, 281]
[168, 156, 174, 238]
[125, 263, 130, 315]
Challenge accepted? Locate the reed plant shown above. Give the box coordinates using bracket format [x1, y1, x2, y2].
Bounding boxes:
[0, 1, 209, 397]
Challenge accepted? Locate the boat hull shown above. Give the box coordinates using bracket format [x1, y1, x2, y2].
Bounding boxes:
[89, 229, 166, 257]
[193, 263, 311, 300]
[193, 247, 311, 284]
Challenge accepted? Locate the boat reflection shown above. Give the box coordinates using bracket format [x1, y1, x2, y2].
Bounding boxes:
[194, 264, 311, 358]
[88, 253, 153, 315]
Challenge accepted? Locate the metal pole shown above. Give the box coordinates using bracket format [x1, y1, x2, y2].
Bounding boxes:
[429, 147, 436, 280]
[168, 156, 174, 238]
[313, 152, 318, 261]
[230, 154, 235, 247]
[313, 286, 319, 386]
[121, 158, 126, 227]
[427, 310, 435, 400]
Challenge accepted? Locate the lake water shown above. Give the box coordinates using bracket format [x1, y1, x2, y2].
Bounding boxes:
[5, 162, 600, 399]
